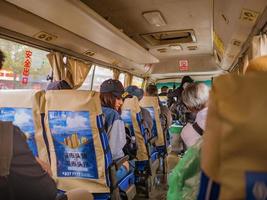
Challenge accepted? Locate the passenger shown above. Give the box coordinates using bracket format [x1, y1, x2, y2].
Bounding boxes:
[167, 76, 193, 107]
[100, 79, 129, 181]
[145, 84, 172, 139]
[180, 83, 209, 148]
[168, 76, 195, 124]
[0, 49, 57, 200]
[159, 86, 169, 96]
[125, 85, 153, 138]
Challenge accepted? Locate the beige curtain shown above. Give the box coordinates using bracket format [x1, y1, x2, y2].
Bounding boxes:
[142, 77, 149, 89]
[252, 33, 267, 59]
[113, 68, 120, 80]
[124, 73, 133, 87]
[66, 58, 92, 89]
[242, 54, 249, 75]
[46, 52, 65, 81]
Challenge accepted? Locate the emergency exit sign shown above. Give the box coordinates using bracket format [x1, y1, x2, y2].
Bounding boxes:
[179, 59, 189, 71]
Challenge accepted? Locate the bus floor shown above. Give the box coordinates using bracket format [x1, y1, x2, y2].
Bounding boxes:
[133, 173, 168, 200]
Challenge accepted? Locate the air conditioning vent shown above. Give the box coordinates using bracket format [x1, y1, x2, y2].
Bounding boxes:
[187, 46, 198, 50]
[240, 9, 259, 23]
[34, 31, 57, 42]
[141, 29, 196, 46]
[157, 48, 167, 53]
[232, 40, 242, 47]
[83, 50, 95, 56]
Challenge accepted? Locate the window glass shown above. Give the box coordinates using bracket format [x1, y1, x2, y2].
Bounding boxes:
[92, 65, 113, 91]
[77, 65, 95, 90]
[118, 73, 125, 86]
[131, 76, 143, 88]
[0, 38, 51, 89]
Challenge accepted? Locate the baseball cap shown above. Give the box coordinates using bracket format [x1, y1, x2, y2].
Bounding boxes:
[100, 79, 125, 98]
[125, 85, 144, 101]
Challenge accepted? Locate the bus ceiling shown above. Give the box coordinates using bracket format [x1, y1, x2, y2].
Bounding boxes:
[1, 0, 267, 80]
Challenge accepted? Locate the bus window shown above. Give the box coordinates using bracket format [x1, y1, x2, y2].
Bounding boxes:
[132, 76, 143, 88]
[92, 65, 113, 91]
[0, 38, 51, 90]
[77, 64, 95, 90]
[119, 72, 125, 85]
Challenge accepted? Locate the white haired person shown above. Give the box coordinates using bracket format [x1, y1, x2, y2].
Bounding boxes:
[180, 83, 209, 148]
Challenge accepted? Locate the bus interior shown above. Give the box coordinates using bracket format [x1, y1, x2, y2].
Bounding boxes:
[0, 0, 267, 199]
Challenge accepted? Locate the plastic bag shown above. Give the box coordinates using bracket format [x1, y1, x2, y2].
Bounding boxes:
[167, 139, 202, 200]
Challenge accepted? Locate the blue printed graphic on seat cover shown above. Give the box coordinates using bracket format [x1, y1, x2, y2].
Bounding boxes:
[0, 107, 38, 156]
[121, 110, 134, 136]
[246, 172, 267, 200]
[48, 111, 98, 179]
[145, 107, 157, 137]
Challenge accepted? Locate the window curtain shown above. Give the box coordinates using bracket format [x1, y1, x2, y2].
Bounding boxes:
[252, 33, 267, 59]
[113, 68, 120, 80]
[142, 77, 149, 89]
[124, 73, 133, 87]
[66, 58, 91, 89]
[46, 52, 65, 81]
[47, 52, 91, 89]
[242, 54, 249, 75]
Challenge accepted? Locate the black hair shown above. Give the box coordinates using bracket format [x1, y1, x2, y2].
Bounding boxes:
[146, 84, 158, 96]
[180, 76, 194, 88]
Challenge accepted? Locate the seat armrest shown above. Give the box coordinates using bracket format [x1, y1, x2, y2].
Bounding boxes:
[114, 155, 129, 170]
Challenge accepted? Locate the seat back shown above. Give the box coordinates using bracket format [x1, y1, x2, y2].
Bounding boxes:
[45, 90, 112, 194]
[198, 73, 267, 200]
[121, 96, 148, 161]
[0, 90, 48, 162]
[140, 96, 164, 146]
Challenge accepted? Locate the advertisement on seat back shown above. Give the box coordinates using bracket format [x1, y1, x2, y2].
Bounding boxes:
[48, 111, 98, 179]
[0, 107, 38, 156]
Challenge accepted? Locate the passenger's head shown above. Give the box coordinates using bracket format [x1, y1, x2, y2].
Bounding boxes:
[100, 79, 124, 112]
[0, 50, 5, 69]
[180, 76, 194, 89]
[125, 85, 144, 101]
[182, 83, 209, 112]
[46, 80, 72, 90]
[161, 86, 169, 93]
[245, 56, 267, 74]
[145, 84, 158, 96]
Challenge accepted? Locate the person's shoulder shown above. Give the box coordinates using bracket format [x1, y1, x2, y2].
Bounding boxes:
[102, 107, 121, 120]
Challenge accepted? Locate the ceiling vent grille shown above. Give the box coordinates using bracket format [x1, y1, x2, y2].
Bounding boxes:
[34, 31, 57, 42]
[240, 9, 259, 23]
[141, 29, 196, 46]
[83, 50, 95, 57]
[187, 46, 198, 50]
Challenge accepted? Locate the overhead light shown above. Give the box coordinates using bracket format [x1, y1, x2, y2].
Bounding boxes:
[169, 45, 182, 51]
[142, 11, 167, 27]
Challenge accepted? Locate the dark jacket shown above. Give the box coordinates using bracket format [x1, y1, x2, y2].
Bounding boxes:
[0, 125, 57, 200]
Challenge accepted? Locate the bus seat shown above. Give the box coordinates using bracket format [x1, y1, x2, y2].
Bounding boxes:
[140, 96, 168, 175]
[0, 90, 49, 163]
[139, 96, 164, 147]
[121, 96, 160, 197]
[45, 90, 135, 200]
[198, 73, 267, 200]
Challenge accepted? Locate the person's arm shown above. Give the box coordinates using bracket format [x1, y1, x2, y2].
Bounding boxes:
[108, 119, 127, 160]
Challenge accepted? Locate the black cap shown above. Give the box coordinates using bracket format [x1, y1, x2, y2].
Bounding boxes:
[100, 79, 125, 98]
